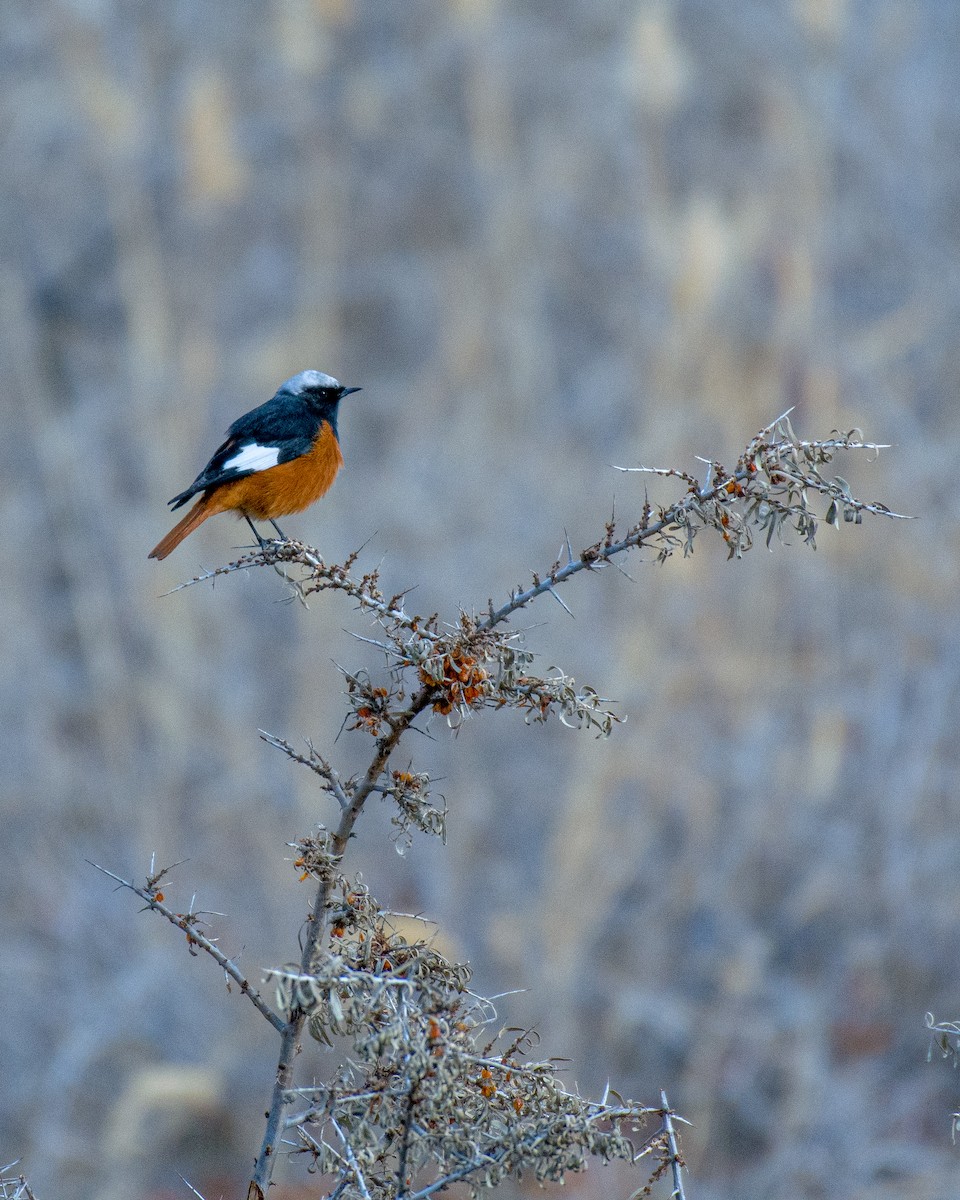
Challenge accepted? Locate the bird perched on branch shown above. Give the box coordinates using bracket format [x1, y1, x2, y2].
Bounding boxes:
[148, 370, 360, 560]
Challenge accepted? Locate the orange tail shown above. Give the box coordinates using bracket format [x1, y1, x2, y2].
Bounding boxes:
[148, 494, 219, 560]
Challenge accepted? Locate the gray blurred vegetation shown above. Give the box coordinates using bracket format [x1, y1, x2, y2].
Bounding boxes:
[3, 2, 960, 1197]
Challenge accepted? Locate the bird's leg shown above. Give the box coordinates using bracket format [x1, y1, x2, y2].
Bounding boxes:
[245, 513, 305, 604]
[244, 514, 272, 551]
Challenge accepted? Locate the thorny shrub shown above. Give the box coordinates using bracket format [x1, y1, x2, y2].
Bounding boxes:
[96, 413, 905, 1200]
[267, 871, 671, 1199]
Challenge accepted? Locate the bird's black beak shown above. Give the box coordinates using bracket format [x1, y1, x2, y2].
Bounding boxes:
[341, 386, 362, 397]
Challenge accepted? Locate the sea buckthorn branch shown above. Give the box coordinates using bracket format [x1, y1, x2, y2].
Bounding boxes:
[249, 684, 437, 1198]
[660, 1090, 689, 1200]
[180, 418, 900, 754]
[173, 541, 439, 642]
[258, 731, 353, 811]
[88, 861, 285, 1033]
[480, 412, 907, 633]
[177, 415, 902, 648]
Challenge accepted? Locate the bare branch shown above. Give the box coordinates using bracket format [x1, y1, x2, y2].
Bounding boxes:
[659, 1090, 688, 1200]
[88, 861, 285, 1033]
[259, 730, 352, 810]
[482, 422, 908, 633]
[170, 541, 440, 643]
[0, 1166, 39, 1200]
[249, 690, 433, 1198]
[330, 1117, 373, 1200]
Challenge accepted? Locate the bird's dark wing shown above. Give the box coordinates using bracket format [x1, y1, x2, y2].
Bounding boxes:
[168, 395, 320, 509]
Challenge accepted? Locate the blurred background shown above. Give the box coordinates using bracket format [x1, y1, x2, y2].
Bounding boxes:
[3, 2, 960, 1197]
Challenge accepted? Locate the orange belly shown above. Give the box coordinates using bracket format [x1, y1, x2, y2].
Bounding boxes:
[210, 421, 344, 520]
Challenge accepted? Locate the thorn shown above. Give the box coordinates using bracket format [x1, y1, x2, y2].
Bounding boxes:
[177, 1173, 209, 1199]
[608, 557, 636, 583]
[546, 585, 575, 618]
[344, 630, 396, 653]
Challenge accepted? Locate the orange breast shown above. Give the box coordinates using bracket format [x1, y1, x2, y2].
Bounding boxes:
[209, 422, 344, 520]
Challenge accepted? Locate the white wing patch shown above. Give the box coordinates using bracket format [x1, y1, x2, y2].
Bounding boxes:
[222, 443, 281, 474]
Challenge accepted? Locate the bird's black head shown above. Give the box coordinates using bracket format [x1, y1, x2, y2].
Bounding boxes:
[278, 370, 361, 419]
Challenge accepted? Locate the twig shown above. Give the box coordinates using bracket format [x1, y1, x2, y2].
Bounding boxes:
[660, 1090, 687, 1200]
[0, 1169, 38, 1200]
[482, 437, 908, 633]
[395, 1079, 419, 1199]
[249, 690, 435, 1195]
[406, 1156, 501, 1200]
[258, 731, 352, 810]
[88, 861, 285, 1033]
[177, 1174, 208, 1200]
[170, 542, 439, 641]
[330, 1116, 373, 1200]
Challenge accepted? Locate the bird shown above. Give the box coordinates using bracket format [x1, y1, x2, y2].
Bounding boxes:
[148, 370, 360, 560]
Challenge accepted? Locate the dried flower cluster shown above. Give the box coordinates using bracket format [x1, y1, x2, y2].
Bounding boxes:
[266, 875, 671, 1200]
[381, 770, 446, 851]
[339, 619, 620, 739]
